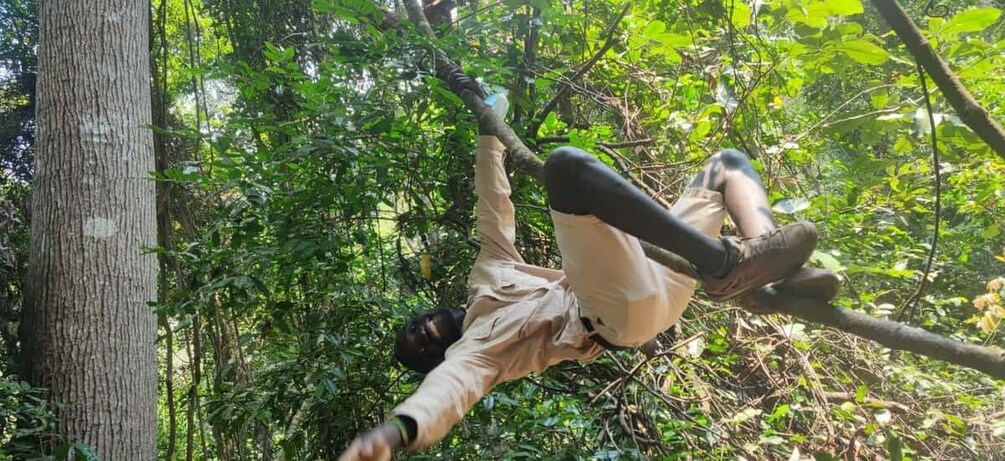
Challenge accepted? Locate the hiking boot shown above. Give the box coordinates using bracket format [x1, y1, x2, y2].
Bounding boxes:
[735, 266, 841, 314]
[775, 267, 840, 300]
[700, 221, 818, 301]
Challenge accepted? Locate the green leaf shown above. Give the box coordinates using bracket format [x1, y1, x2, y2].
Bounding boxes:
[870, 90, 889, 109]
[657, 33, 692, 48]
[940, 8, 1002, 36]
[837, 40, 889, 65]
[827, 0, 864, 16]
[264, 42, 281, 61]
[885, 430, 904, 461]
[810, 251, 843, 272]
[642, 19, 666, 38]
[768, 404, 791, 422]
[786, 4, 829, 29]
[312, 0, 332, 13]
[54, 444, 100, 461]
[539, 112, 567, 136]
[983, 223, 1001, 239]
[691, 120, 712, 141]
[731, 1, 751, 29]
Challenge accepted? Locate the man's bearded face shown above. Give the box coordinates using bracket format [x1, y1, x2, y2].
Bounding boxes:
[394, 307, 463, 373]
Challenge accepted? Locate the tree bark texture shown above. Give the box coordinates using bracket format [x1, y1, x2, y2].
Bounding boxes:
[21, 0, 158, 458]
[869, 0, 1005, 160]
[401, 0, 1005, 379]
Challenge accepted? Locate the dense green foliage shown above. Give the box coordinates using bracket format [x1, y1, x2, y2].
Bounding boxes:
[0, 0, 34, 183]
[2, 0, 1005, 459]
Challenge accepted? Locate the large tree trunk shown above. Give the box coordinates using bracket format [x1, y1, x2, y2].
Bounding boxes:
[20, 0, 158, 458]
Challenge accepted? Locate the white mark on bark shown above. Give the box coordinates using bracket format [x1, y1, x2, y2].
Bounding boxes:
[83, 217, 118, 238]
[81, 117, 111, 144]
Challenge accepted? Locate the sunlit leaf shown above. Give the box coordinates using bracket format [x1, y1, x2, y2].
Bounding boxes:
[657, 33, 692, 48]
[811, 251, 843, 272]
[642, 20, 666, 38]
[760, 435, 785, 445]
[781, 323, 808, 341]
[837, 40, 889, 65]
[731, 1, 752, 29]
[687, 336, 705, 358]
[894, 259, 909, 271]
[827, 0, 864, 16]
[785, 6, 829, 28]
[940, 8, 1002, 36]
[730, 407, 762, 424]
[772, 197, 810, 214]
[914, 107, 944, 137]
[870, 90, 889, 109]
[875, 303, 895, 317]
[978, 315, 998, 334]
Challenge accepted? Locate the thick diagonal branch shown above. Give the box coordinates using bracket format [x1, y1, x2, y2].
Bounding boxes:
[401, 0, 1005, 379]
[870, 0, 1005, 159]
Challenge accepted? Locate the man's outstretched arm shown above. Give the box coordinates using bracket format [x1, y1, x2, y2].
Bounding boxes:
[473, 135, 524, 263]
[339, 352, 499, 459]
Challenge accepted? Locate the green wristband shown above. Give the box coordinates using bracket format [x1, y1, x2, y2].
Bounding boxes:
[388, 417, 410, 446]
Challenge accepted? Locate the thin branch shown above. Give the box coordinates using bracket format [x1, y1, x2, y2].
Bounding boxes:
[898, 62, 942, 323]
[596, 145, 673, 209]
[589, 333, 702, 405]
[510, 5, 542, 124]
[454, 1, 503, 24]
[791, 84, 900, 144]
[821, 391, 911, 413]
[535, 136, 655, 149]
[528, 3, 632, 137]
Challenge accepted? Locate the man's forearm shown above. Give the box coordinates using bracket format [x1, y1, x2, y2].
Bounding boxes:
[472, 135, 523, 262]
[389, 353, 500, 448]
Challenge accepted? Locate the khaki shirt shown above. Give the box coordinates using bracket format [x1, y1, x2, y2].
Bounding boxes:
[391, 136, 605, 449]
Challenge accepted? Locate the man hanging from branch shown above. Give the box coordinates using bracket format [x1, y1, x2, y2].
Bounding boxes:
[339, 76, 839, 461]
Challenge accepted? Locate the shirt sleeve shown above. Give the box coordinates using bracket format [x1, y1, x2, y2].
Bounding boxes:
[473, 136, 524, 264]
[390, 352, 500, 449]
